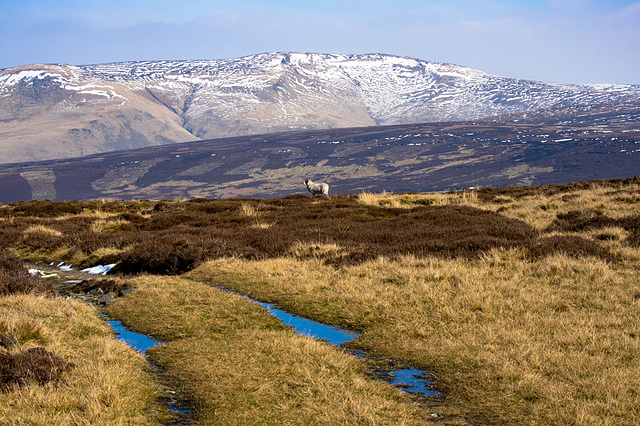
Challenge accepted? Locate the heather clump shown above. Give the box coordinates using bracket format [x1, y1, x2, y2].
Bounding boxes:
[529, 235, 615, 262]
[0, 347, 75, 391]
[111, 233, 210, 275]
[0, 250, 54, 295]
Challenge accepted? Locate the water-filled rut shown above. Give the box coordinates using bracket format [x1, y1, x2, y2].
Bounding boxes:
[35, 261, 439, 406]
[221, 288, 439, 399]
[104, 285, 439, 399]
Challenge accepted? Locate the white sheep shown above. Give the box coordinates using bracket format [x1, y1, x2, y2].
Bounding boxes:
[304, 179, 329, 196]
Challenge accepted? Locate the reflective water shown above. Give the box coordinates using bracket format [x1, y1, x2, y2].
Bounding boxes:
[105, 317, 162, 354]
[254, 300, 360, 346]
[382, 367, 438, 396]
[103, 289, 438, 399]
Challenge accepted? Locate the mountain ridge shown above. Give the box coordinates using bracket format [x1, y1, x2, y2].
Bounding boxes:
[2, 52, 640, 164]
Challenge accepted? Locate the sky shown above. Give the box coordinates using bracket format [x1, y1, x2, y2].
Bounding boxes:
[0, 0, 639, 85]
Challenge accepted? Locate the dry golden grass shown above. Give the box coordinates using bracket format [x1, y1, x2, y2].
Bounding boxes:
[106, 275, 426, 424]
[91, 245, 129, 260]
[23, 225, 63, 237]
[488, 183, 640, 232]
[358, 190, 407, 208]
[154, 332, 425, 425]
[91, 218, 130, 233]
[250, 219, 277, 229]
[239, 201, 261, 217]
[240, 200, 277, 229]
[4, 179, 639, 425]
[187, 247, 640, 424]
[287, 242, 346, 261]
[0, 294, 163, 425]
[51, 210, 119, 222]
[357, 189, 479, 209]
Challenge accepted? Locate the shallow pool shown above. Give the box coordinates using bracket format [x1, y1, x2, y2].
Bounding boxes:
[105, 317, 162, 354]
[103, 289, 439, 398]
[255, 300, 360, 346]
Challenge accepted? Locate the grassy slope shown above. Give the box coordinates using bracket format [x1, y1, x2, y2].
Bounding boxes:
[1, 178, 639, 424]
[187, 253, 639, 424]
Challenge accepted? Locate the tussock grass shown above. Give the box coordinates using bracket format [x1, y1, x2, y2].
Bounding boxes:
[0, 294, 162, 424]
[287, 241, 346, 261]
[239, 201, 261, 217]
[249, 220, 277, 229]
[239, 200, 277, 228]
[189, 252, 640, 425]
[91, 218, 130, 233]
[357, 189, 479, 208]
[358, 179, 640, 235]
[106, 275, 426, 424]
[23, 225, 63, 237]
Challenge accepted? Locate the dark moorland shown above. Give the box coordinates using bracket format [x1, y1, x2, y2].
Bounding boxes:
[1, 102, 639, 203]
[2, 178, 637, 280]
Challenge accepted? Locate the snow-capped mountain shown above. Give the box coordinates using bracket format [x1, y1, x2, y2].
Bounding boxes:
[1, 52, 639, 164]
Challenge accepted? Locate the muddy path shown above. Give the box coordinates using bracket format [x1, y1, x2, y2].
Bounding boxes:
[27, 262, 195, 425]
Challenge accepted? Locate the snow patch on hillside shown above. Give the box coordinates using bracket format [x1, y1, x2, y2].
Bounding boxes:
[2, 52, 640, 141]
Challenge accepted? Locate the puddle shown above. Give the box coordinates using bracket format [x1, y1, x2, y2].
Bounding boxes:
[102, 316, 192, 420]
[31, 263, 192, 420]
[104, 316, 162, 354]
[100, 283, 438, 400]
[380, 367, 438, 397]
[255, 300, 360, 346]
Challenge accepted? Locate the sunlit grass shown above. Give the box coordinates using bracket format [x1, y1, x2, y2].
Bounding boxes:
[91, 218, 130, 233]
[3, 178, 640, 425]
[0, 294, 164, 425]
[188, 251, 640, 424]
[23, 225, 63, 237]
[106, 275, 425, 424]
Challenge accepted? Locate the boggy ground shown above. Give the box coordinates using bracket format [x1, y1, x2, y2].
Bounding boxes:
[0, 177, 639, 424]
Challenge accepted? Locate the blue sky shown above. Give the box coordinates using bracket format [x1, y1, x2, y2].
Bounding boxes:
[1, 0, 639, 84]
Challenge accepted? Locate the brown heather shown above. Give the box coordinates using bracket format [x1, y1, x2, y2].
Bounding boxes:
[0, 177, 639, 424]
[0, 189, 617, 275]
[0, 249, 54, 296]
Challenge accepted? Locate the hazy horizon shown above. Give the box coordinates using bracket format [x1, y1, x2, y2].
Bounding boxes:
[1, 0, 639, 85]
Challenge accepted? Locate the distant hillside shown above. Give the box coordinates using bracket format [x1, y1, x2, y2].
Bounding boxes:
[2, 52, 640, 164]
[0, 102, 638, 203]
